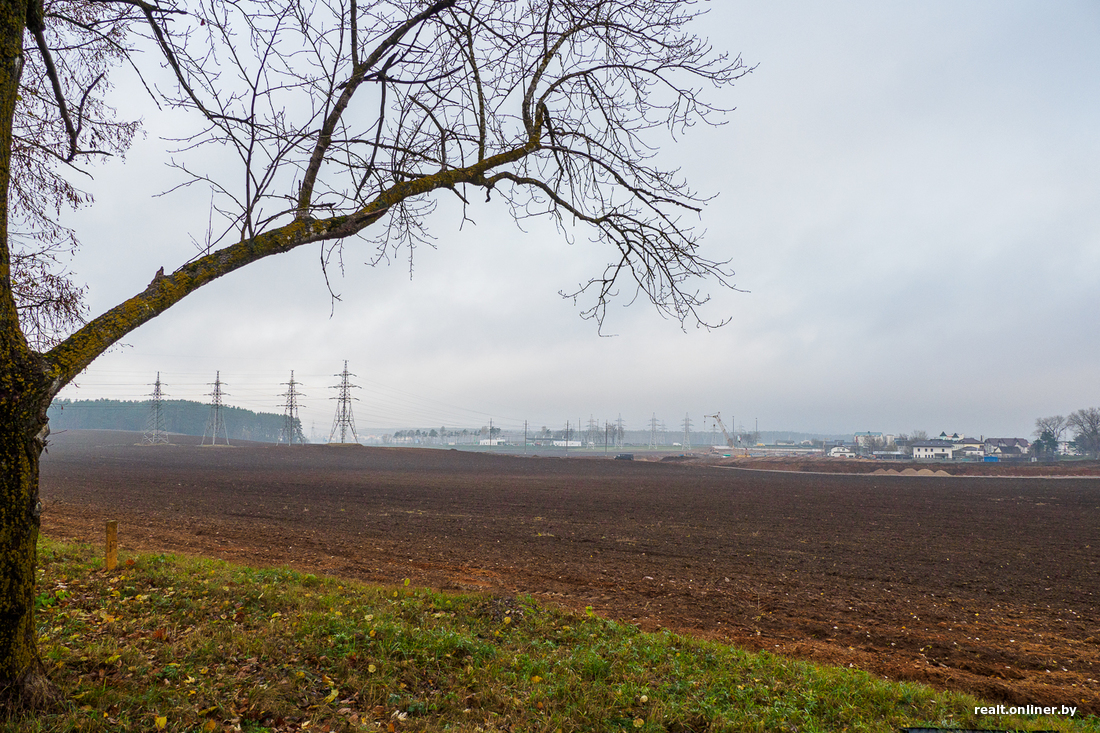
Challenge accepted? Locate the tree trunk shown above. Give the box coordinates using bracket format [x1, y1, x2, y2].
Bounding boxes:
[0, 402, 57, 710]
[0, 0, 61, 710]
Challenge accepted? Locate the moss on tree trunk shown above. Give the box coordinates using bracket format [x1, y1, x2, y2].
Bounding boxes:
[0, 409, 57, 709]
[0, 0, 61, 710]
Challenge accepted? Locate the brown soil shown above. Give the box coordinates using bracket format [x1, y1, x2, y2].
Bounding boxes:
[39, 430, 1100, 713]
[717, 455, 1100, 476]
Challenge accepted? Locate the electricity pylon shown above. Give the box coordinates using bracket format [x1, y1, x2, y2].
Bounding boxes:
[648, 413, 659, 449]
[328, 361, 360, 444]
[142, 372, 169, 445]
[681, 412, 692, 450]
[202, 371, 230, 445]
[586, 415, 599, 446]
[278, 371, 307, 445]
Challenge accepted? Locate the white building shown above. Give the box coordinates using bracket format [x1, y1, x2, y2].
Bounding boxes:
[912, 440, 954, 460]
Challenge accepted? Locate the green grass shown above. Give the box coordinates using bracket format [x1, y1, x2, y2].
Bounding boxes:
[15, 536, 1098, 732]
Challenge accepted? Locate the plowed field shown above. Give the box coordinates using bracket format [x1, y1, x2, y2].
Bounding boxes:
[39, 431, 1100, 713]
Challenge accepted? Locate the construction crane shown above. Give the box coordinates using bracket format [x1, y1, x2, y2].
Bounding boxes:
[704, 412, 738, 450]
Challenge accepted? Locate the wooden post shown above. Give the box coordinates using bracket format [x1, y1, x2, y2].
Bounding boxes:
[105, 520, 118, 571]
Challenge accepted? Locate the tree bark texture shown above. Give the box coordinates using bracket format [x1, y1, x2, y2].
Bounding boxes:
[0, 0, 60, 708]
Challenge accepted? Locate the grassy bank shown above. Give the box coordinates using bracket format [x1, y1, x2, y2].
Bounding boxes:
[16, 537, 1096, 732]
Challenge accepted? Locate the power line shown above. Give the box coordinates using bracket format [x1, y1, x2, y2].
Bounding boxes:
[202, 371, 230, 446]
[278, 370, 307, 445]
[329, 361, 360, 444]
[142, 372, 169, 445]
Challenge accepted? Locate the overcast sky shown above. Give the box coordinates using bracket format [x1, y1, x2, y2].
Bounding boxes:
[56, 1, 1100, 440]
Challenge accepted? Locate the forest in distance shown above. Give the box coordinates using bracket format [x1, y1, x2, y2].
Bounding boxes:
[47, 399, 288, 443]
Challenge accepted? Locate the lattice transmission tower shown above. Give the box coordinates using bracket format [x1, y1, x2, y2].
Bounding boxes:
[681, 413, 692, 450]
[278, 371, 307, 445]
[202, 371, 231, 446]
[648, 413, 659, 449]
[328, 361, 360, 444]
[142, 372, 170, 445]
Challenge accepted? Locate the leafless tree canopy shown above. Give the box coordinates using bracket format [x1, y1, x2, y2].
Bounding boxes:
[12, 0, 142, 347]
[152, 0, 750, 321]
[1067, 407, 1100, 457]
[17, 0, 751, 389]
[1033, 415, 1066, 441]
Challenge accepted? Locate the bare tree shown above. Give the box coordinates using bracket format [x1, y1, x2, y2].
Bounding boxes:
[10, 0, 140, 347]
[1033, 415, 1066, 442]
[0, 0, 750, 706]
[1067, 408, 1100, 458]
[1032, 415, 1066, 459]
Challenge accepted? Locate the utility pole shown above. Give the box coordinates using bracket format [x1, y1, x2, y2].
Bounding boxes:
[202, 371, 230, 446]
[278, 371, 307, 445]
[142, 372, 169, 445]
[564, 420, 570, 455]
[682, 412, 692, 450]
[328, 361, 360, 444]
[604, 420, 609, 454]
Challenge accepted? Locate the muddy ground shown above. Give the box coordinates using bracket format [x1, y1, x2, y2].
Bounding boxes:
[39, 430, 1100, 713]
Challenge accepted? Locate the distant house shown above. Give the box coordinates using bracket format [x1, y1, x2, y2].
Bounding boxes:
[829, 446, 857, 458]
[912, 440, 955, 460]
[955, 436, 985, 458]
[854, 431, 883, 448]
[984, 438, 1030, 456]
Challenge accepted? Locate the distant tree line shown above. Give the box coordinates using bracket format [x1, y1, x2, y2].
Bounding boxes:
[48, 399, 290, 443]
[1033, 408, 1100, 459]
